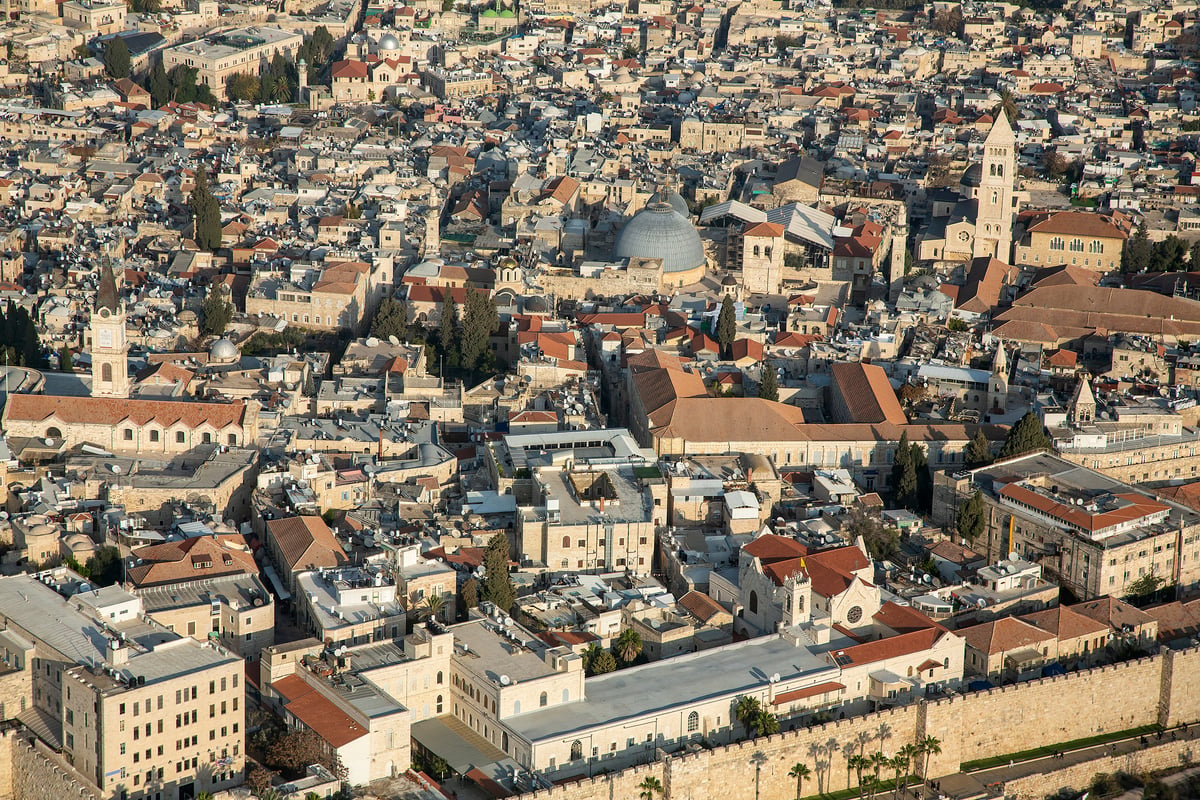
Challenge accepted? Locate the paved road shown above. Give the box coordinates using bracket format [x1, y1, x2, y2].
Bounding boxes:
[937, 725, 1200, 799]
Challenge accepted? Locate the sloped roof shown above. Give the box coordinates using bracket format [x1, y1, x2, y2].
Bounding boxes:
[265, 516, 348, 573]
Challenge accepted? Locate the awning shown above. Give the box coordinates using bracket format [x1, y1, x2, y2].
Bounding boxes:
[870, 669, 904, 686]
[772, 681, 846, 706]
[412, 716, 508, 774]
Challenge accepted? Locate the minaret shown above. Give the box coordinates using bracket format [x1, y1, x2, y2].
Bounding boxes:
[297, 58, 308, 104]
[90, 263, 130, 399]
[973, 112, 1017, 260]
[988, 341, 1009, 414]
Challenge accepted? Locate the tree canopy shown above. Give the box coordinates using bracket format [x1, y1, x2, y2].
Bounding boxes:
[956, 490, 986, 542]
[369, 296, 408, 341]
[0, 303, 46, 369]
[758, 361, 779, 402]
[716, 295, 736, 357]
[103, 36, 130, 79]
[189, 167, 221, 252]
[481, 532, 516, 613]
[999, 412, 1052, 459]
[964, 430, 993, 468]
[199, 286, 233, 337]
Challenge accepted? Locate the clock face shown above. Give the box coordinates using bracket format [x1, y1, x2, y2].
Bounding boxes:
[98, 329, 113, 349]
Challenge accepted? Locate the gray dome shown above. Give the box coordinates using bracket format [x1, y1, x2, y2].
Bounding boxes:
[210, 338, 239, 361]
[614, 202, 706, 274]
[960, 162, 982, 188]
[379, 34, 400, 51]
[648, 188, 690, 217]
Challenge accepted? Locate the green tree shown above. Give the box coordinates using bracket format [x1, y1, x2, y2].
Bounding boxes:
[461, 577, 479, 612]
[459, 289, 497, 371]
[1124, 572, 1166, 602]
[437, 294, 458, 366]
[589, 649, 617, 675]
[758, 361, 779, 402]
[752, 710, 780, 737]
[716, 294, 736, 357]
[189, 167, 221, 252]
[1150, 235, 1189, 272]
[84, 546, 123, 585]
[1190, 240, 1200, 269]
[892, 431, 918, 509]
[790, 762, 812, 800]
[843, 506, 898, 560]
[148, 61, 170, 107]
[481, 532, 516, 613]
[964, 430, 993, 468]
[994, 87, 1018, 123]
[638, 776, 664, 800]
[199, 286, 233, 337]
[343, 201, 363, 220]
[919, 735, 941, 780]
[734, 695, 762, 737]
[370, 296, 408, 341]
[614, 628, 642, 665]
[956, 490, 986, 543]
[103, 36, 130, 79]
[59, 345, 73, 372]
[848, 754, 871, 798]
[1123, 222, 1151, 273]
[999, 411, 1052, 459]
[226, 72, 260, 103]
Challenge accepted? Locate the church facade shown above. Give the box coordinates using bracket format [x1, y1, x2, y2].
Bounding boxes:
[1, 265, 261, 452]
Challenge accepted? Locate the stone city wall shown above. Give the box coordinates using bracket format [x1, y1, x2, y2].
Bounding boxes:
[518, 646, 1200, 800]
[1004, 737, 1199, 800]
[9, 731, 97, 800]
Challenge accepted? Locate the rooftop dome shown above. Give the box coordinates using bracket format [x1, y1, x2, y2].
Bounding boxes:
[647, 187, 690, 217]
[960, 162, 982, 188]
[379, 33, 400, 50]
[210, 338, 239, 362]
[614, 201, 706, 274]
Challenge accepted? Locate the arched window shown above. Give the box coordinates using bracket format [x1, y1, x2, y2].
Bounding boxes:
[436, 671, 443, 685]
[996, 163, 1004, 178]
[502, 732, 509, 752]
[149, 430, 160, 442]
[570, 741, 583, 761]
[202, 432, 212, 444]
[436, 695, 443, 714]
[227, 434, 237, 445]
[1070, 239, 1084, 252]
[539, 692, 548, 707]
[991, 191, 998, 205]
[1050, 237, 1064, 251]
[687, 711, 699, 732]
[749, 591, 759, 615]
[753, 245, 760, 257]
[101, 363, 112, 383]
[562, 535, 570, 549]
[175, 431, 186, 444]
[45, 427, 62, 439]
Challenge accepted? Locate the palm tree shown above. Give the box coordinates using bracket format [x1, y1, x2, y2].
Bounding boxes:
[424, 592, 447, 622]
[995, 88, 1018, 124]
[919, 736, 942, 782]
[898, 744, 920, 798]
[888, 754, 908, 800]
[753, 709, 780, 738]
[848, 754, 871, 797]
[862, 775, 880, 800]
[638, 775, 663, 800]
[735, 695, 762, 738]
[614, 627, 643, 664]
[870, 751, 888, 783]
[789, 762, 813, 800]
[270, 74, 291, 102]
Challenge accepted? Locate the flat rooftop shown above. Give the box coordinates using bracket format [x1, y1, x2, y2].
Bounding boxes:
[453, 619, 559, 686]
[505, 633, 837, 742]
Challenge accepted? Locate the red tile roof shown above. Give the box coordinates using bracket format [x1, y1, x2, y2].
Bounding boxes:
[4, 394, 247, 430]
[771, 681, 845, 705]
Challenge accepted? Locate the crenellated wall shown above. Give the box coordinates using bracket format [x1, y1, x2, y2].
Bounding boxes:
[517, 646, 1200, 800]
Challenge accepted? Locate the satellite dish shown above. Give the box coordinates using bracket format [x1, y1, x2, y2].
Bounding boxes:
[1008, 551, 1019, 562]
[43, 438, 54, 446]
[770, 673, 781, 683]
[388, 335, 400, 346]
[500, 674, 511, 686]
[110, 464, 121, 474]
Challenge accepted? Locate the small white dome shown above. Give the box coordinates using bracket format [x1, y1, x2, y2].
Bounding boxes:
[210, 338, 239, 361]
[379, 34, 400, 51]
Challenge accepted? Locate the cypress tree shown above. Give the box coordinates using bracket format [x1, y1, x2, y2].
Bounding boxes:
[716, 294, 736, 358]
[999, 412, 1052, 459]
[758, 360, 778, 402]
[103, 36, 131, 79]
[189, 167, 221, 251]
[481, 533, 516, 612]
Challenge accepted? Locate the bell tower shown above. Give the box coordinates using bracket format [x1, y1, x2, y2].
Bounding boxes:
[90, 263, 130, 399]
[974, 113, 1017, 260]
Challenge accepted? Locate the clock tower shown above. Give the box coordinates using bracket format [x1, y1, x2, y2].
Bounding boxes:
[973, 112, 1017, 260]
[90, 263, 130, 399]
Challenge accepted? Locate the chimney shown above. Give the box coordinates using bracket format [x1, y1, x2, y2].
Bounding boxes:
[107, 638, 128, 667]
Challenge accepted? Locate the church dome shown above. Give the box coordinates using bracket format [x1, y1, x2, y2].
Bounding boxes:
[378, 34, 400, 51]
[614, 201, 706, 275]
[210, 338, 239, 362]
[647, 187, 690, 217]
[960, 162, 982, 188]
